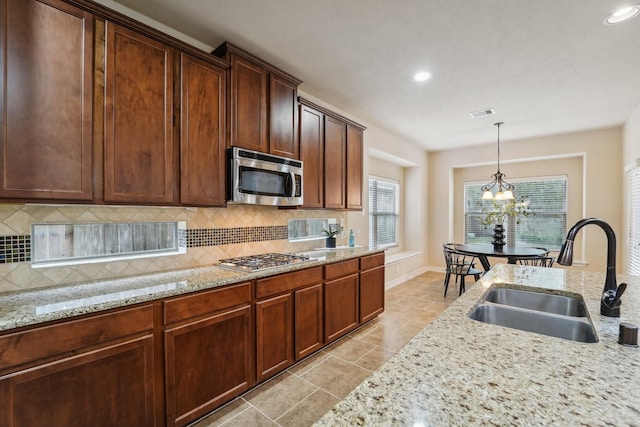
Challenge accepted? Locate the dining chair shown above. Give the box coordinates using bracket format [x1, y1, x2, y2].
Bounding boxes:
[442, 244, 483, 296]
[508, 256, 556, 267]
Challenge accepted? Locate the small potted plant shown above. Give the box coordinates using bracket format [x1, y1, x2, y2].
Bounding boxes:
[323, 224, 343, 248]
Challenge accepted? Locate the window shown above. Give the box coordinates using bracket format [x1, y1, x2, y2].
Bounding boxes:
[464, 176, 568, 250]
[369, 177, 399, 249]
[628, 166, 640, 274]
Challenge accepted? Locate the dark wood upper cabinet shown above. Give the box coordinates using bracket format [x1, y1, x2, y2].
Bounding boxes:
[104, 22, 176, 205]
[229, 55, 268, 152]
[269, 74, 299, 159]
[346, 125, 364, 210]
[299, 102, 324, 208]
[0, 0, 94, 201]
[299, 97, 365, 210]
[324, 115, 347, 209]
[179, 53, 227, 206]
[213, 42, 301, 158]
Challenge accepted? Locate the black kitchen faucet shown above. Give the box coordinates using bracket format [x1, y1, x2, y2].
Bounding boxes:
[557, 218, 628, 317]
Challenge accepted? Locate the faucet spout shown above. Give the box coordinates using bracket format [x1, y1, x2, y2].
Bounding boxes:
[557, 218, 626, 317]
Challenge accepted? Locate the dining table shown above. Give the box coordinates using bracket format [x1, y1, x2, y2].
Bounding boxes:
[452, 243, 548, 272]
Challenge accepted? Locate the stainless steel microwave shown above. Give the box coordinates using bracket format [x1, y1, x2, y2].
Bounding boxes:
[227, 147, 303, 206]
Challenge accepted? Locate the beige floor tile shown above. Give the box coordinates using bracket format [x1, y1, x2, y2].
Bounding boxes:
[301, 356, 372, 398]
[347, 321, 379, 339]
[286, 350, 330, 376]
[189, 398, 250, 427]
[356, 324, 413, 352]
[325, 336, 375, 362]
[354, 346, 397, 371]
[275, 389, 340, 427]
[216, 407, 277, 427]
[244, 372, 317, 420]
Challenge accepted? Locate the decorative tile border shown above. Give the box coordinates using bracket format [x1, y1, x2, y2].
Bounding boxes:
[0, 226, 288, 264]
[186, 225, 289, 247]
[0, 235, 31, 263]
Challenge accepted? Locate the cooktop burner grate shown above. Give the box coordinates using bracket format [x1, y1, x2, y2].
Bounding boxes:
[218, 253, 314, 271]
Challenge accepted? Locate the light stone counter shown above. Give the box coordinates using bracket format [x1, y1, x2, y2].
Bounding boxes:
[0, 247, 379, 332]
[316, 264, 640, 427]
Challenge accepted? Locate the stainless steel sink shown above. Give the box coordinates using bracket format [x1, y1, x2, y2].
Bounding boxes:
[468, 286, 598, 343]
[483, 288, 588, 317]
[469, 304, 598, 343]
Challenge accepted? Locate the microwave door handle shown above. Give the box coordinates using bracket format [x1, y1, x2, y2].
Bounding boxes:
[287, 170, 295, 198]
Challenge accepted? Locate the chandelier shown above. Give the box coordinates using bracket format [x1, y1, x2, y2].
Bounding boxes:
[481, 122, 514, 200]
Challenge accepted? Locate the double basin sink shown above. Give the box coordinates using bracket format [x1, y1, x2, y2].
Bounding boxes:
[469, 286, 598, 343]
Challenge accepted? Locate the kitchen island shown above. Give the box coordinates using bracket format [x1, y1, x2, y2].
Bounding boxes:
[315, 264, 640, 426]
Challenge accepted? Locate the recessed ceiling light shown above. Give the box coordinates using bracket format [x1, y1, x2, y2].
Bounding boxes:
[604, 5, 640, 24]
[413, 71, 432, 82]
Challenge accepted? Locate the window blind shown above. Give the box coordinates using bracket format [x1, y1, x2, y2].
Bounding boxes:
[464, 176, 567, 249]
[368, 177, 399, 249]
[628, 167, 640, 274]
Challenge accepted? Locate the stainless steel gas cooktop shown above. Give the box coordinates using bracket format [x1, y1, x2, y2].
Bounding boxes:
[218, 253, 314, 272]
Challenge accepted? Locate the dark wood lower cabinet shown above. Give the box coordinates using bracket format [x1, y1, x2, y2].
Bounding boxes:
[256, 293, 293, 382]
[163, 283, 252, 427]
[0, 305, 157, 427]
[324, 273, 360, 343]
[0, 335, 155, 427]
[164, 305, 252, 426]
[360, 266, 385, 323]
[295, 283, 324, 359]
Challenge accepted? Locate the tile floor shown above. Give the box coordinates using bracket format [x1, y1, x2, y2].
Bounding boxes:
[191, 271, 469, 427]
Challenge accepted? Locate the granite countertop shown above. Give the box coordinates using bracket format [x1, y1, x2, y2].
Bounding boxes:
[0, 247, 379, 332]
[316, 264, 640, 426]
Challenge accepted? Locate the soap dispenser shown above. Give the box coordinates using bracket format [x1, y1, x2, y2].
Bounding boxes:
[348, 229, 355, 247]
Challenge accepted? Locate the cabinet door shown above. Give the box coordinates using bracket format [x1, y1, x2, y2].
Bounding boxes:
[180, 53, 227, 206]
[295, 283, 323, 359]
[256, 293, 293, 382]
[324, 116, 347, 209]
[299, 103, 324, 208]
[104, 22, 175, 204]
[346, 125, 364, 210]
[0, 335, 155, 427]
[360, 265, 385, 323]
[164, 305, 252, 427]
[324, 273, 359, 343]
[269, 74, 298, 158]
[0, 0, 93, 201]
[230, 55, 268, 152]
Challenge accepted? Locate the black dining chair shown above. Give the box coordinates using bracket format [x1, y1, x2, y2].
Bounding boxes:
[508, 256, 555, 267]
[507, 247, 554, 267]
[442, 244, 483, 296]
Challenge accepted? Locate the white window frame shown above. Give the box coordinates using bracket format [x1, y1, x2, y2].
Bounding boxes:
[368, 176, 399, 250]
[627, 166, 640, 274]
[464, 175, 568, 250]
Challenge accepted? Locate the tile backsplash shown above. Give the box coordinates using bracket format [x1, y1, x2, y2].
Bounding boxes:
[0, 204, 345, 293]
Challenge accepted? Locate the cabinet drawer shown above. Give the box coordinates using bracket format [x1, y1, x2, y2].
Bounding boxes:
[256, 266, 322, 299]
[0, 304, 153, 370]
[324, 259, 359, 281]
[360, 252, 385, 271]
[164, 282, 251, 325]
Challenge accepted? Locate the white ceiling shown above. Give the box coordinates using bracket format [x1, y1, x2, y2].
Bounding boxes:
[111, 0, 640, 151]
